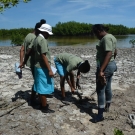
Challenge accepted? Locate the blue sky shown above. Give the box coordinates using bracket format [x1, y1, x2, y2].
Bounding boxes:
[0, 0, 135, 29]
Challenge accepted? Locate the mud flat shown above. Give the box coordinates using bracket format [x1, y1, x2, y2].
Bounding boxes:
[0, 46, 135, 135]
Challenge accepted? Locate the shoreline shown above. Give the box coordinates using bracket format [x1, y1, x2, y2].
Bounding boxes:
[0, 45, 134, 49]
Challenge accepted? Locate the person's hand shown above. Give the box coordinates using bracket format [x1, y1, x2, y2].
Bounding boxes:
[98, 71, 104, 78]
[49, 70, 54, 77]
[71, 87, 75, 94]
[99, 76, 106, 85]
[19, 63, 25, 69]
[98, 71, 106, 85]
[76, 78, 81, 89]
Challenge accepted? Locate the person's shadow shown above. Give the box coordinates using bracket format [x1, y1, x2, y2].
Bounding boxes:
[53, 88, 97, 119]
[12, 90, 42, 110]
[72, 95, 98, 120]
[12, 90, 31, 102]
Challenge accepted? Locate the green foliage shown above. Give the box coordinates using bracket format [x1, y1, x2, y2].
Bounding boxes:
[106, 24, 128, 35]
[53, 21, 92, 36]
[11, 33, 24, 46]
[129, 39, 135, 47]
[0, 28, 32, 38]
[0, 28, 32, 46]
[0, 0, 31, 12]
[114, 128, 124, 135]
[0, 22, 132, 37]
[128, 28, 135, 34]
[53, 22, 131, 36]
[0, 22, 135, 40]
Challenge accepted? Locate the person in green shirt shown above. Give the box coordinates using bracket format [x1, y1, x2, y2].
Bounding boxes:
[54, 53, 90, 104]
[91, 24, 117, 123]
[33, 23, 55, 113]
[19, 19, 46, 105]
[20, 33, 36, 69]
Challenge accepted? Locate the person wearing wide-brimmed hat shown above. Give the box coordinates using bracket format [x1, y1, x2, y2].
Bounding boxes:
[33, 23, 55, 113]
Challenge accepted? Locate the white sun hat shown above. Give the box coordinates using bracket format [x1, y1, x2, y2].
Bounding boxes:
[38, 24, 53, 35]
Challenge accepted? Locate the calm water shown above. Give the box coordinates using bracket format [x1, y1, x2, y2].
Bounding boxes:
[0, 35, 135, 48]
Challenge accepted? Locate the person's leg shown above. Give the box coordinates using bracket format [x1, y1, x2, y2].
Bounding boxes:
[94, 83, 105, 122]
[104, 61, 116, 112]
[96, 68, 106, 108]
[30, 67, 37, 105]
[65, 72, 75, 93]
[60, 76, 66, 98]
[94, 69, 106, 122]
[54, 58, 66, 98]
[59, 75, 71, 105]
[96, 80, 106, 108]
[39, 95, 47, 106]
[30, 86, 36, 101]
[69, 72, 75, 89]
[40, 94, 54, 113]
[105, 75, 112, 112]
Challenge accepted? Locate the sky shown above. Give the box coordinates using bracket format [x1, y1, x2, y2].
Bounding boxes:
[0, 0, 135, 29]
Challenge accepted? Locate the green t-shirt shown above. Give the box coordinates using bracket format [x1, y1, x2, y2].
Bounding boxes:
[56, 53, 83, 72]
[22, 33, 36, 67]
[33, 34, 51, 68]
[96, 34, 117, 64]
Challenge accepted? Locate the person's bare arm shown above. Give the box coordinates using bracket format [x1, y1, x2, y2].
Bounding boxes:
[42, 53, 54, 77]
[98, 51, 112, 85]
[60, 76, 66, 97]
[20, 45, 24, 65]
[23, 48, 32, 64]
[69, 71, 75, 89]
[100, 51, 112, 72]
[114, 49, 117, 59]
[76, 70, 81, 89]
[65, 72, 75, 92]
[19, 48, 32, 68]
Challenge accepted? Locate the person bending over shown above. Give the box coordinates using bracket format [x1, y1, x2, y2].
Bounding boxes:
[54, 53, 90, 103]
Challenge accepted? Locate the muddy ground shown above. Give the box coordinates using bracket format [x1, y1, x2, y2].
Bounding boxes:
[0, 46, 135, 135]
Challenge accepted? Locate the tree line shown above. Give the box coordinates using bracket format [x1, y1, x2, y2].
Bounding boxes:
[0, 21, 135, 38]
[0, 21, 135, 45]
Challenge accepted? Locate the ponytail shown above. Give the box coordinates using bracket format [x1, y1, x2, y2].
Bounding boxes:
[40, 19, 46, 24]
[35, 19, 46, 30]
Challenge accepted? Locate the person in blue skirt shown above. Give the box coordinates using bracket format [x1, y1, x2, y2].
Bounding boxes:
[54, 53, 90, 103]
[32, 23, 55, 113]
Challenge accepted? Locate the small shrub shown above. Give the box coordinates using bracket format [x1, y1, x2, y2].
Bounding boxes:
[11, 33, 24, 46]
[129, 39, 135, 48]
[114, 128, 124, 135]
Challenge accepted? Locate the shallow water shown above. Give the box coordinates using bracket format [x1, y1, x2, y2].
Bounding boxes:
[0, 35, 135, 48]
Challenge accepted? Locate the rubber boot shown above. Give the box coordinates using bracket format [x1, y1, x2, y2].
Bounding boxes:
[104, 103, 110, 112]
[94, 108, 104, 123]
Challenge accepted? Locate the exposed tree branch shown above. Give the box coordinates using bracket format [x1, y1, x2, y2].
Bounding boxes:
[0, 0, 31, 12]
